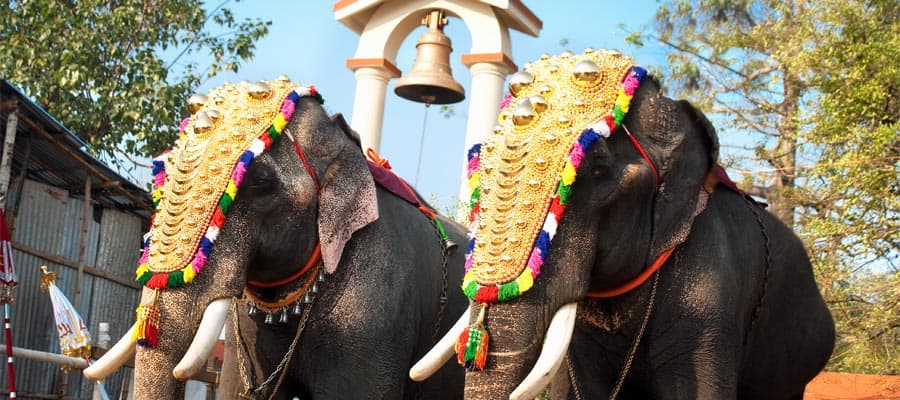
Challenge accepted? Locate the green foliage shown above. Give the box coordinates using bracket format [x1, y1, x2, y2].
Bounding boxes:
[633, 0, 899, 373]
[0, 0, 270, 167]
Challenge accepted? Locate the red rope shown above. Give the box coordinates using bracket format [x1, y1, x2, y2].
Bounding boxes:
[625, 132, 659, 186]
[587, 246, 676, 298]
[248, 243, 322, 288]
[366, 148, 392, 170]
[291, 140, 320, 194]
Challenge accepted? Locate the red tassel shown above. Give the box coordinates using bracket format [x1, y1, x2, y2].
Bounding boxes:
[455, 327, 470, 365]
[455, 304, 490, 370]
[133, 290, 160, 348]
[472, 327, 489, 370]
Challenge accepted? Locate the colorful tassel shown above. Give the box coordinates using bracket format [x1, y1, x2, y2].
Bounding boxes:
[456, 304, 490, 370]
[133, 290, 160, 348]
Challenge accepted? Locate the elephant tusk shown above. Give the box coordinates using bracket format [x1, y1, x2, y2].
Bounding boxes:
[409, 307, 472, 382]
[509, 302, 577, 400]
[83, 324, 137, 381]
[173, 298, 231, 381]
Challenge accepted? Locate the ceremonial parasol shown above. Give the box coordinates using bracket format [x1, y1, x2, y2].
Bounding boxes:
[0, 209, 17, 398]
[40, 266, 110, 399]
[40, 266, 92, 363]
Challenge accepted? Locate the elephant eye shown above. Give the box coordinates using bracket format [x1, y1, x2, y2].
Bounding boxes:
[591, 154, 612, 178]
[243, 165, 279, 197]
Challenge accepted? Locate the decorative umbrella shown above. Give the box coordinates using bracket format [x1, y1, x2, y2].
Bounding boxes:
[0, 209, 17, 398]
[40, 266, 92, 365]
[40, 266, 110, 399]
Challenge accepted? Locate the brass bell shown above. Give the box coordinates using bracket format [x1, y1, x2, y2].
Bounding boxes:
[443, 237, 458, 252]
[394, 10, 465, 105]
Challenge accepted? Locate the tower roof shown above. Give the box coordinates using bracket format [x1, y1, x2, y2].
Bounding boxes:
[334, 0, 542, 37]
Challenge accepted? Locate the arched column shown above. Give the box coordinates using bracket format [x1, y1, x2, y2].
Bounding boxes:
[458, 54, 516, 204]
[346, 59, 401, 152]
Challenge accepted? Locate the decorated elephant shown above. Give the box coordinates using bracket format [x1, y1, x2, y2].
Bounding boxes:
[84, 80, 468, 399]
[412, 50, 834, 399]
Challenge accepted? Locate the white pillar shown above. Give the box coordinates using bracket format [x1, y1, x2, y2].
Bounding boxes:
[349, 66, 393, 152]
[458, 61, 511, 206]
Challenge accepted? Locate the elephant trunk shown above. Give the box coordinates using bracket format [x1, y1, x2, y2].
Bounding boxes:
[132, 287, 233, 399]
[463, 299, 575, 399]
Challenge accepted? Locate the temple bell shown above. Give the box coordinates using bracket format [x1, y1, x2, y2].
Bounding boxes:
[394, 10, 466, 105]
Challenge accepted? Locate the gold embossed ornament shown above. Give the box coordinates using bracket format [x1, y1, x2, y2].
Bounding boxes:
[456, 50, 649, 369]
[131, 79, 324, 348]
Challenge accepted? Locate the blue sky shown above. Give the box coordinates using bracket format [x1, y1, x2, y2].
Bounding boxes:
[195, 1, 665, 214]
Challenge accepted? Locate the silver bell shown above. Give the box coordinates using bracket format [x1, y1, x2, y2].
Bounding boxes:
[443, 238, 458, 252]
[318, 270, 325, 283]
[303, 292, 313, 304]
[279, 309, 289, 324]
[248, 304, 258, 316]
[310, 282, 319, 295]
[292, 302, 303, 316]
[264, 312, 274, 324]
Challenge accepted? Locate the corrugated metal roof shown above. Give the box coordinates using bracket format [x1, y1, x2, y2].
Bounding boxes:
[0, 79, 152, 398]
[1, 79, 153, 219]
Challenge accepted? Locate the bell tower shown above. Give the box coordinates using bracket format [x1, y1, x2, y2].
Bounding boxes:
[334, 0, 541, 198]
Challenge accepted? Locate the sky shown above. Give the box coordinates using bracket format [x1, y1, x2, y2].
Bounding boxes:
[194, 1, 666, 214]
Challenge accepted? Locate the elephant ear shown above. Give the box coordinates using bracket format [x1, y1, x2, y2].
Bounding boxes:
[317, 114, 378, 274]
[646, 98, 719, 259]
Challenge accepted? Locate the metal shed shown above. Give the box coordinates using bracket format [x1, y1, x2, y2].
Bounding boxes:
[0, 79, 153, 399]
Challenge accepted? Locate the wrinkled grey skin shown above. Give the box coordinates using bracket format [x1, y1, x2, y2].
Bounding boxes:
[133, 97, 467, 399]
[464, 83, 834, 399]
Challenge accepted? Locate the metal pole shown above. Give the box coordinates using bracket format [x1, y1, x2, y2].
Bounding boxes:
[414, 104, 431, 188]
[4, 304, 15, 399]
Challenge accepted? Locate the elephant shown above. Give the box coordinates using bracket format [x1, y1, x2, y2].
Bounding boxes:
[84, 79, 468, 399]
[412, 49, 834, 399]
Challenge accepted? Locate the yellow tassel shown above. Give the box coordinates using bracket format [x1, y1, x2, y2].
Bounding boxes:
[134, 290, 160, 348]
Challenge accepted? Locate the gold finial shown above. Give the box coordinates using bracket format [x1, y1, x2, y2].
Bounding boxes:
[193, 111, 214, 134]
[573, 60, 602, 84]
[40, 266, 56, 292]
[205, 109, 222, 122]
[508, 71, 534, 96]
[529, 95, 548, 113]
[188, 94, 208, 115]
[512, 99, 536, 126]
[248, 81, 272, 100]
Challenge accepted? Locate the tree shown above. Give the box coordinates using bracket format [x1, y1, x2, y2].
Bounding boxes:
[627, 0, 899, 373]
[0, 0, 270, 168]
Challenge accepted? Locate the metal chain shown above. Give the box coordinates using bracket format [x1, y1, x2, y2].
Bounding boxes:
[233, 290, 316, 400]
[416, 216, 450, 400]
[743, 201, 772, 346]
[430, 219, 450, 346]
[609, 268, 661, 400]
[566, 354, 584, 400]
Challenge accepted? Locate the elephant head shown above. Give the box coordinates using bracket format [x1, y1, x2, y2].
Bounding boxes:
[414, 49, 832, 399]
[84, 80, 379, 398]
